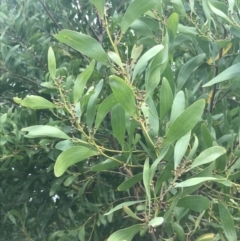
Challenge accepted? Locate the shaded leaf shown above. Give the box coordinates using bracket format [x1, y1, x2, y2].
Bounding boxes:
[91, 0, 105, 18]
[118, 173, 143, 191]
[177, 195, 210, 212]
[122, 206, 143, 221]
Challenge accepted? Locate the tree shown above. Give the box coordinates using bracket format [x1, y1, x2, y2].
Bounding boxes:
[1, 0, 240, 240]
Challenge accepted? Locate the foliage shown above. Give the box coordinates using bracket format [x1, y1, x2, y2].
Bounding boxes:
[1, 0, 240, 240]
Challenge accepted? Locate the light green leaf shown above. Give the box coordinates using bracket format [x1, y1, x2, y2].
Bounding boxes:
[177, 195, 210, 212]
[14, 95, 55, 109]
[171, 0, 186, 16]
[91, 0, 105, 18]
[48, 46, 56, 80]
[164, 100, 205, 144]
[190, 146, 226, 169]
[201, 123, 213, 148]
[95, 94, 118, 130]
[54, 146, 97, 177]
[107, 224, 143, 241]
[131, 44, 143, 64]
[219, 202, 237, 241]
[109, 75, 136, 116]
[55, 30, 108, 64]
[111, 104, 126, 149]
[160, 77, 174, 119]
[108, 51, 123, 68]
[175, 177, 219, 188]
[86, 79, 104, 128]
[118, 173, 143, 191]
[121, 0, 157, 33]
[178, 24, 198, 36]
[132, 44, 164, 81]
[186, 134, 199, 160]
[104, 200, 145, 216]
[149, 217, 164, 227]
[177, 54, 206, 90]
[73, 60, 95, 104]
[195, 233, 215, 241]
[21, 125, 70, 139]
[167, 13, 179, 49]
[227, 0, 235, 13]
[91, 159, 121, 172]
[122, 206, 143, 221]
[143, 158, 151, 201]
[203, 63, 240, 87]
[170, 91, 185, 125]
[208, 1, 233, 24]
[174, 131, 191, 169]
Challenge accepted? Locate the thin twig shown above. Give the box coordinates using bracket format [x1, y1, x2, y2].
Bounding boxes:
[38, 0, 62, 30]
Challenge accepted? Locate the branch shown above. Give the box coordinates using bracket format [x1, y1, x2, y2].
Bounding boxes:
[38, 0, 62, 30]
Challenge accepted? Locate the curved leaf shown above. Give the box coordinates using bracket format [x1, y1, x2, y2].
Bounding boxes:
[203, 63, 240, 87]
[54, 146, 97, 177]
[149, 217, 164, 227]
[170, 91, 185, 125]
[190, 146, 226, 169]
[175, 177, 219, 188]
[48, 46, 56, 80]
[118, 173, 143, 191]
[21, 125, 70, 139]
[107, 224, 143, 241]
[121, 0, 157, 33]
[165, 100, 205, 144]
[15, 95, 55, 109]
[109, 75, 136, 116]
[55, 30, 108, 64]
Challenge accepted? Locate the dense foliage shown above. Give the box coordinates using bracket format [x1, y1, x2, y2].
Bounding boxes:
[1, 0, 240, 240]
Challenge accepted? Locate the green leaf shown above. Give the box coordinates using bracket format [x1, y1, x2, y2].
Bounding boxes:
[172, 223, 186, 241]
[186, 134, 199, 160]
[91, 156, 123, 172]
[218, 202, 237, 241]
[190, 146, 226, 169]
[95, 94, 118, 130]
[149, 217, 164, 227]
[111, 104, 126, 149]
[54, 146, 97, 177]
[118, 173, 143, 191]
[91, 0, 105, 18]
[208, 1, 233, 24]
[21, 125, 70, 139]
[108, 51, 123, 68]
[160, 77, 174, 119]
[64, 175, 77, 186]
[107, 224, 143, 241]
[195, 233, 215, 241]
[86, 79, 104, 128]
[164, 100, 205, 144]
[109, 75, 136, 116]
[48, 46, 56, 80]
[170, 91, 185, 125]
[177, 54, 206, 90]
[175, 177, 219, 188]
[49, 176, 65, 196]
[143, 158, 151, 201]
[14, 95, 55, 109]
[121, 0, 157, 33]
[104, 200, 145, 216]
[174, 131, 191, 169]
[171, 0, 186, 16]
[122, 206, 143, 221]
[167, 13, 179, 50]
[73, 60, 95, 104]
[203, 63, 240, 87]
[55, 30, 108, 64]
[132, 44, 164, 81]
[177, 195, 210, 212]
[201, 123, 213, 147]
